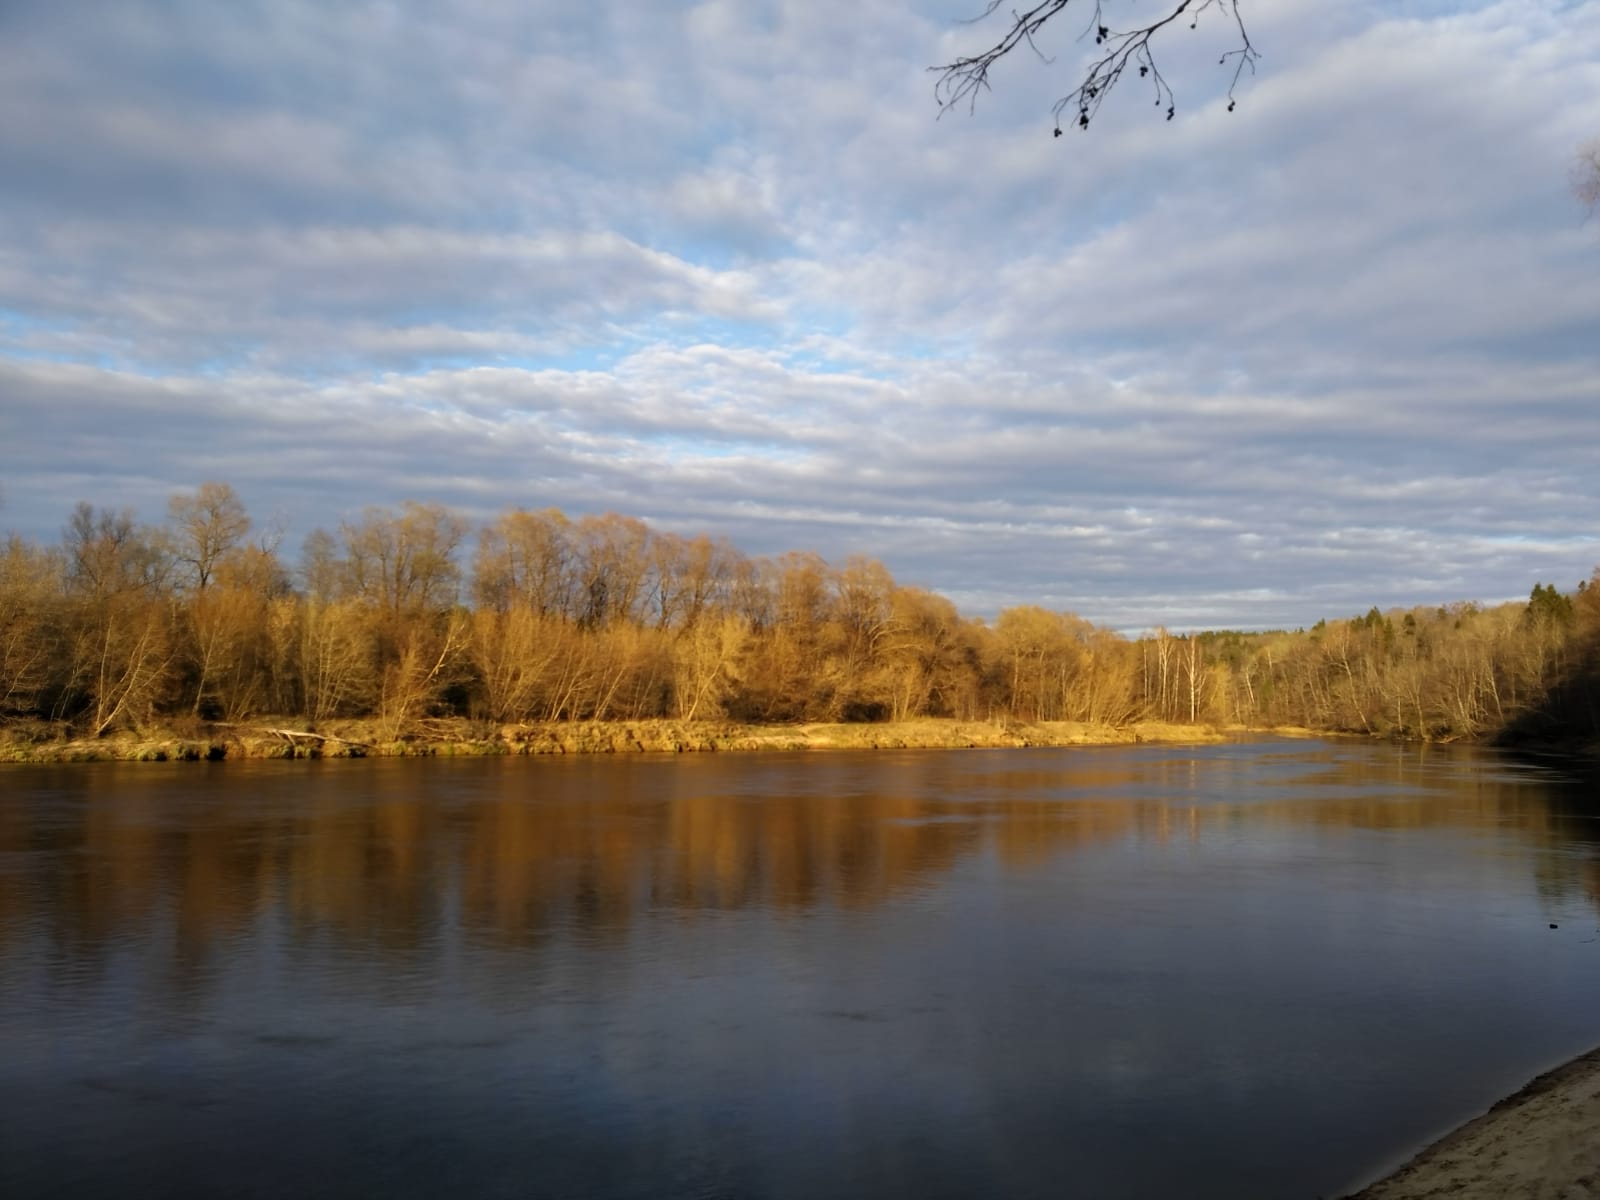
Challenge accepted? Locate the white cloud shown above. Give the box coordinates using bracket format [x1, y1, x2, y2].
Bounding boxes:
[2, 0, 1598, 628]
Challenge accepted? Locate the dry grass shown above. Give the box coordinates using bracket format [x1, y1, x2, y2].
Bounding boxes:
[0, 716, 1234, 763]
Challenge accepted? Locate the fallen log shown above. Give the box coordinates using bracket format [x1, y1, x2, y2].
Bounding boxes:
[255, 727, 376, 750]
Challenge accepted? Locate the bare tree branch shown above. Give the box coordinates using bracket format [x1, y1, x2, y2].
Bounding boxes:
[932, 0, 1258, 136]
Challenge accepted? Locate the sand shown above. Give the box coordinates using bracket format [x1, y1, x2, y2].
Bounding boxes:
[1344, 1045, 1600, 1199]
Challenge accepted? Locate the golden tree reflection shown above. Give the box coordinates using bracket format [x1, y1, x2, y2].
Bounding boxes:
[1, 752, 1596, 989]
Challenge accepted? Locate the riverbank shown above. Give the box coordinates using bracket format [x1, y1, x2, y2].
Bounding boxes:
[1343, 1045, 1600, 1198]
[0, 716, 1249, 763]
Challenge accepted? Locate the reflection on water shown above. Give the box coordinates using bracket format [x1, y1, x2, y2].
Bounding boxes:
[1, 741, 1597, 1199]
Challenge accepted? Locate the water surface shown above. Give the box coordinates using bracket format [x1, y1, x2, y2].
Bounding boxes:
[2, 740, 1598, 1198]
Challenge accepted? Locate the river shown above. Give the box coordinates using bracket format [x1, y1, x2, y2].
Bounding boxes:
[1, 739, 1597, 1199]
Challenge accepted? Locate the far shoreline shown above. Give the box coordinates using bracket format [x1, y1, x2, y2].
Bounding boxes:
[3, 717, 1591, 766]
[0, 716, 1308, 764]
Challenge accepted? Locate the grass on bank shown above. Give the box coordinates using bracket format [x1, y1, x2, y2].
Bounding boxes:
[0, 716, 1249, 763]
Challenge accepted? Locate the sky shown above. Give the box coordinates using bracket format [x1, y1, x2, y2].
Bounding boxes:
[2, 0, 1598, 631]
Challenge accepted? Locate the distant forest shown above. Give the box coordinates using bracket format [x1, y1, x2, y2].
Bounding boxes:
[2, 483, 1597, 746]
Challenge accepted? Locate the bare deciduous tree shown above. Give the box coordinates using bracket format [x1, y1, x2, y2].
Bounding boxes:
[0, 536, 62, 717]
[933, 0, 1257, 135]
[64, 503, 168, 601]
[342, 502, 467, 620]
[299, 598, 375, 721]
[167, 481, 250, 591]
[474, 508, 576, 618]
[673, 613, 748, 721]
[377, 612, 469, 741]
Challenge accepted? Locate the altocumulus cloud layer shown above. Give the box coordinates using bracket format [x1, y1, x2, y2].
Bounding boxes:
[2, 0, 1598, 629]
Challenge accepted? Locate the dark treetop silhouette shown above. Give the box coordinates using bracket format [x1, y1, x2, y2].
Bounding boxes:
[1577, 140, 1600, 216]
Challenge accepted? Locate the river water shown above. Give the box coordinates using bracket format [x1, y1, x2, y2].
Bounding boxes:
[1, 739, 1597, 1199]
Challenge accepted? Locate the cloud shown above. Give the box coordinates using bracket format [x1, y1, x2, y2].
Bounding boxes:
[2, 0, 1598, 630]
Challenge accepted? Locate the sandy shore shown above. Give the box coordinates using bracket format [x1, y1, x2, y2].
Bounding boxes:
[1344, 1045, 1600, 1199]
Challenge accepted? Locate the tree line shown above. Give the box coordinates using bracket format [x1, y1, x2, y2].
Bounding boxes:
[2, 482, 1596, 745]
